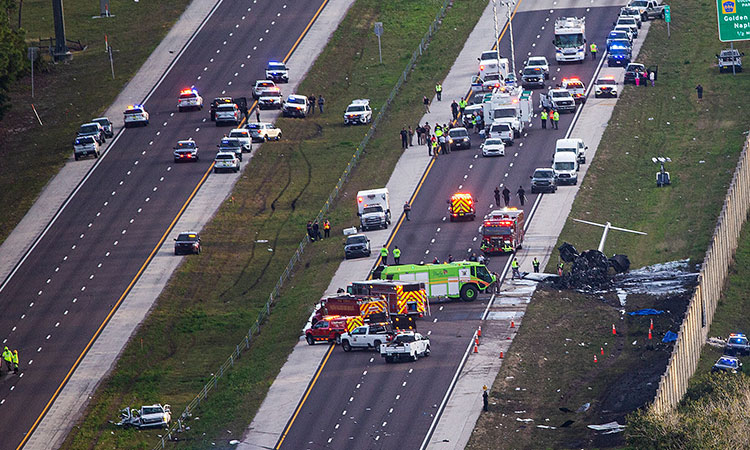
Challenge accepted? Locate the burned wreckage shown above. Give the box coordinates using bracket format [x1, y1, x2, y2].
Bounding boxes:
[554, 242, 631, 290]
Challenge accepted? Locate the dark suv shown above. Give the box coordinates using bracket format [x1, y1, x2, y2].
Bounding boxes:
[530, 168, 557, 194]
[344, 234, 371, 259]
[174, 232, 201, 255]
[448, 127, 471, 150]
[521, 66, 545, 89]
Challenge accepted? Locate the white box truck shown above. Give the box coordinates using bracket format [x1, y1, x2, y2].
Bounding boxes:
[482, 87, 533, 138]
[357, 188, 391, 231]
[553, 17, 586, 63]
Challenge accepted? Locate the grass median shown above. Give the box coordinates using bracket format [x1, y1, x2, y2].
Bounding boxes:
[60, 0, 488, 448]
[0, 0, 193, 244]
[468, 0, 750, 447]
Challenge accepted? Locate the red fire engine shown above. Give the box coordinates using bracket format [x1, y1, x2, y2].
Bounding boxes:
[480, 208, 525, 254]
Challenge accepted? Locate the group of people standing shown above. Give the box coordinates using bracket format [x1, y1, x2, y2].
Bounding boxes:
[494, 185, 527, 207]
[306, 219, 331, 242]
[2, 346, 19, 375]
[306, 95, 325, 115]
[539, 107, 560, 130]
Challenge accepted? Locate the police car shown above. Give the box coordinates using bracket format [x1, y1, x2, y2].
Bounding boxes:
[560, 77, 586, 104]
[73, 135, 101, 161]
[265, 61, 289, 83]
[228, 128, 253, 152]
[217, 137, 243, 161]
[214, 103, 241, 126]
[594, 76, 618, 98]
[712, 355, 743, 374]
[282, 94, 308, 118]
[343, 99, 372, 125]
[214, 152, 240, 173]
[258, 87, 283, 109]
[253, 80, 278, 99]
[725, 333, 750, 356]
[173, 139, 199, 162]
[123, 105, 149, 127]
[177, 88, 203, 112]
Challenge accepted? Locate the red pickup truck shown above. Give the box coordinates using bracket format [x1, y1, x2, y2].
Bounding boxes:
[305, 316, 349, 345]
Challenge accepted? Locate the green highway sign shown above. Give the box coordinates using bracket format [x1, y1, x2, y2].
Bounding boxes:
[717, 0, 750, 41]
[664, 5, 671, 22]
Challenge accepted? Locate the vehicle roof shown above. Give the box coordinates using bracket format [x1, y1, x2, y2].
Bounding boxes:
[557, 138, 584, 146]
[255, 80, 276, 85]
[449, 127, 468, 133]
[229, 128, 248, 133]
[349, 99, 370, 105]
[287, 94, 307, 99]
[216, 103, 237, 109]
[215, 151, 237, 157]
[92, 117, 110, 122]
[267, 61, 286, 67]
[176, 139, 196, 145]
[527, 56, 548, 62]
[534, 167, 555, 173]
[554, 151, 577, 161]
[80, 122, 100, 127]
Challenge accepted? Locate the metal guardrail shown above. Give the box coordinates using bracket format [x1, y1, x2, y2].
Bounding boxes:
[152, 1, 452, 447]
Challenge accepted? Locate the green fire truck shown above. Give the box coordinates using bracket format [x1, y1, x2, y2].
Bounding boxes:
[377, 262, 495, 302]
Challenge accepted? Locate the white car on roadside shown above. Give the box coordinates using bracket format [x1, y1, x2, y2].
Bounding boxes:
[380, 331, 430, 363]
[214, 152, 240, 173]
[73, 135, 101, 161]
[253, 80, 278, 99]
[481, 138, 506, 157]
[343, 99, 372, 125]
[246, 122, 282, 142]
[228, 128, 253, 152]
[123, 105, 149, 127]
[526, 56, 550, 79]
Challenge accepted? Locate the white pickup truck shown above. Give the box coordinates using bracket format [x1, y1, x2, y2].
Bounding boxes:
[380, 331, 430, 363]
[339, 323, 393, 352]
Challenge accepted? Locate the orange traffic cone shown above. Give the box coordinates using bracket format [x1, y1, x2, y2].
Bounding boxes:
[478, 326, 482, 337]
[648, 329, 653, 340]
[600, 347, 604, 356]
[594, 355, 598, 363]
[473, 342, 479, 353]
[499, 351, 504, 359]
[612, 324, 617, 335]
[510, 321, 515, 328]
[650, 319, 654, 330]
[475, 336, 480, 347]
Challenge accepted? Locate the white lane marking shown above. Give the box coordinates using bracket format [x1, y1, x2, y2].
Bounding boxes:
[29, 302, 34, 307]
[259, 37, 263, 42]
[436, 227, 441, 232]
[469, 164, 473, 169]
[55, 267, 59, 272]
[55, 322, 59, 327]
[72, 298, 77, 303]
[79, 233, 84, 239]
[71, 245, 76, 250]
[433, 318, 438, 323]
[509, 163, 514, 167]
[89, 274, 94, 280]
[113, 240, 118, 245]
[363, 370, 367, 376]
[425, 249, 430, 254]
[383, 421, 388, 426]
[234, 72, 238, 77]
[514, 152, 519, 157]
[81, 286, 86, 291]
[228, 81, 232, 86]
[369, 357, 374, 363]
[216, 49, 220, 54]
[375, 436, 380, 441]
[439, 306, 444, 311]
[153, 186, 158, 192]
[240, 63, 245, 68]
[396, 395, 400, 400]
[504, 173, 509, 177]
[141, 151, 146, 155]
[473, 236, 478, 242]
[37, 347, 41, 352]
[46, 335, 50, 340]
[265, 29, 269, 33]
[430, 238, 435, 243]
[121, 230, 127, 235]
[389, 408, 393, 413]
[104, 201, 108, 206]
[64, 310, 68, 315]
[458, 184, 463, 189]
[162, 122, 167, 126]
[342, 410, 346, 415]
[137, 208, 142, 213]
[145, 198, 150, 202]
[356, 384, 361, 389]
[349, 397, 354, 402]
[335, 424, 340, 429]
[97, 263, 102, 268]
[160, 177, 164, 182]
[402, 382, 406, 387]
[105, 252, 110, 257]
[127, 170, 131, 175]
[210, 58, 214, 63]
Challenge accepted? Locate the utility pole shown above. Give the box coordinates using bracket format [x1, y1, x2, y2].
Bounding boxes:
[503, 0, 517, 76]
[492, 0, 501, 68]
[52, 0, 71, 61]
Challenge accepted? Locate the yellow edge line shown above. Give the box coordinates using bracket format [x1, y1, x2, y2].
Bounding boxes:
[276, 344, 335, 449]
[16, 162, 215, 450]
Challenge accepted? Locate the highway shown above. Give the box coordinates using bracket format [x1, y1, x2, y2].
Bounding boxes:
[0, 1, 329, 448]
[276, 3, 624, 449]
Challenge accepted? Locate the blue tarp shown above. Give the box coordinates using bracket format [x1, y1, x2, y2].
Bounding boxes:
[628, 309, 665, 316]
[662, 331, 678, 343]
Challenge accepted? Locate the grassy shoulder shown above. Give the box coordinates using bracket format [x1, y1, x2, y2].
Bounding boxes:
[0, 0, 193, 244]
[469, 0, 750, 447]
[625, 222, 750, 449]
[61, 0, 487, 449]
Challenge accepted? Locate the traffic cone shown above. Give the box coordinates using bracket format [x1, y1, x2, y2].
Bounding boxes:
[612, 324, 617, 335]
[650, 319, 654, 330]
[594, 355, 598, 363]
[475, 336, 480, 347]
[477, 326, 482, 337]
[648, 329, 652, 340]
[499, 351, 504, 359]
[473, 342, 479, 353]
[510, 321, 515, 328]
[600, 347, 604, 356]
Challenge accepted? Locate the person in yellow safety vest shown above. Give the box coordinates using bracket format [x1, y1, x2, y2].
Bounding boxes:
[503, 243, 513, 253]
[393, 246, 401, 265]
[380, 247, 389, 265]
[552, 110, 560, 130]
[2, 346, 12, 374]
[590, 43, 597, 60]
[557, 261, 564, 276]
[323, 219, 331, 238]
[435, 83, 442, 101]
[12, 350, 18, 374]
[459, 99, 467, 115]
[435, 126, 443, 138]
[540, 110, 548, 129]
[532, 257, 540, 273]
[511, 258, 520, 280]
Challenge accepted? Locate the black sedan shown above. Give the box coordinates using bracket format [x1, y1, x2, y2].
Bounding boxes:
[174, 232, 201, 255]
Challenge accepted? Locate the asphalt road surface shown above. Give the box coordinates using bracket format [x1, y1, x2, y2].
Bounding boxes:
[0, 1, 328, 448]
[277, 4, 624, 449]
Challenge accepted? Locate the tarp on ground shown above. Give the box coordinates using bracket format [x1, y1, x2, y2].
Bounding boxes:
[627, 309, 665, 316]
[662, 331, 678, 343]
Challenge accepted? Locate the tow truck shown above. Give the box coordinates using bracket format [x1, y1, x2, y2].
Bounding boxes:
[177, 87, 203, 112]
[480, 208, 525, 254]
[448, 192, 476, 221]
[560, 77, 586, 104]
[381, 331, 430, 363]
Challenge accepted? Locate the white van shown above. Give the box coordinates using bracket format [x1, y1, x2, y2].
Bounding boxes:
[357, 188, 391, 231]
[555, 138, 587, 164]
[552, 152, 579, 185]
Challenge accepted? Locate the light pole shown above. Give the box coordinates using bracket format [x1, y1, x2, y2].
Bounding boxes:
[491, 0, 501, 71]
[502, 0, 517, 76]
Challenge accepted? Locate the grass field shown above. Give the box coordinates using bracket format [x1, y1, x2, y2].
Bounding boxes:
[468, 0, 750, 447]
[60, 0, 488, 448]
[0, 0, 193, 244]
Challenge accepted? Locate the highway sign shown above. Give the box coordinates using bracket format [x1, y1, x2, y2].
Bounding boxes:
[716, 0, 750, 42]
[664, 5, 671, 22]
[374, 22, 384, 37]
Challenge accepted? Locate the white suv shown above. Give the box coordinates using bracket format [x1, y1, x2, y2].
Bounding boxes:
[123, 105, 149, 127]
[228, 128, 253, 152]
[344, 99, 372, 125]
[73, 135, 101, 160]
[253, 80, 277, 99]
[214, 103, 241, 126]
[214, 152, 240, 173]
[177, 88, 203, 112]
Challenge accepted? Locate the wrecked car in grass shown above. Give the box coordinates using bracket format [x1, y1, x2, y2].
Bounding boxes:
[116, 404, 172, 428]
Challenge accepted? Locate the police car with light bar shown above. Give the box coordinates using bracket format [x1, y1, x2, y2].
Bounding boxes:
[173, 139, 199, 162]
[282, 94, 308, 118]
[594, 76, 618, 97]
[265, 61, 289, 83]
[607, 42, 632, 66]
[560, 77, 586, 104]
[177, 88, 203, 112]
[123, 105, 149, 127]
[344, 99, 372, 125]
[258, 87, 283, 109]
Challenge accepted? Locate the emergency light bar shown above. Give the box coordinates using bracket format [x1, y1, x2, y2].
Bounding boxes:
[479, 64, 485, 70]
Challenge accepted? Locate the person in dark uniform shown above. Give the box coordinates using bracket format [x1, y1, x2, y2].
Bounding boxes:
[502, 186, 511, 207]
[517, 186, 526, 206]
